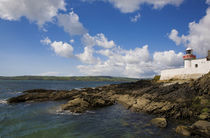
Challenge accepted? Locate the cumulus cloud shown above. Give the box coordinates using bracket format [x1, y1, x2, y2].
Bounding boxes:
[41, 37, 74, 58]
[82, 0, 184, 13]
[0, 0, 66, 26]
[106, 0, 184, 13]
[153, 50, 184, 68]
[50, 41, 74, 58]
[41, 36, 183, 78]
[206, 0, 210, 4]
[76, 47, 101, 64]
[168, 29, 187, 45]
[78, 44, 183, 78]
[75, 33, 115, 64]
[169, 8, 210, 56]
[130, 13, 141, 23]
[82, 33, 115, 48]
[57, 11, 87, 36]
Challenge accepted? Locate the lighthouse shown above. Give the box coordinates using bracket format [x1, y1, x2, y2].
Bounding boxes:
[183, 48, 196, 68]
[160, 48, 210, 80]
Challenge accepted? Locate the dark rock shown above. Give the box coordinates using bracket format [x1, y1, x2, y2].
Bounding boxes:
[7, 72, 210, 127]
[61, 98, 89, 113]
[150, 117, 167, 128]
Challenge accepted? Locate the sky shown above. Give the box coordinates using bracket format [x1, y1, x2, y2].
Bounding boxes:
[0, 0, 210, 78]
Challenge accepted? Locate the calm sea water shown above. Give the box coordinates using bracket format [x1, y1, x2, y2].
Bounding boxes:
[0, 80, 182, 138]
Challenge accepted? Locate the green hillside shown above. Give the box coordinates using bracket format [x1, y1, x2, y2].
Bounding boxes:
[0, 76, 139, 82]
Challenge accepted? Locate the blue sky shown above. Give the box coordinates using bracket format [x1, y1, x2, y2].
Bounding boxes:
[0, 0, 210, 77]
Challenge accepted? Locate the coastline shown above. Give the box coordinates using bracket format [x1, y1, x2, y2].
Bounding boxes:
[7, 72, 210, 137]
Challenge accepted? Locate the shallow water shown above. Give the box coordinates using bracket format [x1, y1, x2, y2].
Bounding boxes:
[0, 80, 182, 137]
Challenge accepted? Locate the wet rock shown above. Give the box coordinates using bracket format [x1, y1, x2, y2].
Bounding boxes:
[7, 72, 210, 123]
[150, 117, 167, 128]
[61, 98, 89, 113]
[190, 120, 210, 137]
[175, 125, 191, 136]
[61, 94, 114, 113]
[117, 95, 136, 109]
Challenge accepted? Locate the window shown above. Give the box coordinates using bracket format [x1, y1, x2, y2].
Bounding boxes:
[195, 64, 198, 68]
[186, 50, 191, 54]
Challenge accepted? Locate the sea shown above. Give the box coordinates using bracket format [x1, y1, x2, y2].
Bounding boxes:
[0, 80, 183, 138]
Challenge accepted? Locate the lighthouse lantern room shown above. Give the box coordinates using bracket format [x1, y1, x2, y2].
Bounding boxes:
[183, 48, 196, 69]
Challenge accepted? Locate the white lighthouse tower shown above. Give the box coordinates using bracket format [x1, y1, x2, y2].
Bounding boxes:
[183, 48, 196, 68]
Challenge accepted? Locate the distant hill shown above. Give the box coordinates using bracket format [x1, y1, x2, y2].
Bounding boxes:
[0, 76, 139, 82]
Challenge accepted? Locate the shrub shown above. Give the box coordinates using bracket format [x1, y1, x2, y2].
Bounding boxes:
[153, 75, 160, 81]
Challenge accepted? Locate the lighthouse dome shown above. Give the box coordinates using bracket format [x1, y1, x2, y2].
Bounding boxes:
[186, 47, 192, 51]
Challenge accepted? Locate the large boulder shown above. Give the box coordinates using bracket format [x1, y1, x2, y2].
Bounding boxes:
[176, 125, 191, 136]
[150, 117, 167, 128]
[190, 120, 210, 137]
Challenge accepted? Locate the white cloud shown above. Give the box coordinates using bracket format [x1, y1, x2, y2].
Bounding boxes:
[78, 44, 183, 78]
[41, 37, 74, 58]
[50, 41, 74, 58]
[0, 0, 66, 26]
[41, 36, 183, 78]
[130, 13, 141, 23]
[76, 46, 101, 64]
[70, 39, 75, 44]
[41, 37, 52, 45]
[169, 8, 210, 56]
[75, 33, 115, 64]
[108, 0, 184, 13]
[82, 33, 115, 48]
[168, 29, 187, 45]
[39, 71, 60, 76]
[57, 11, 87, 36]
[153, 50, 183, 68]
[82, 0, 184, 13]
[206, 0, 210, 4]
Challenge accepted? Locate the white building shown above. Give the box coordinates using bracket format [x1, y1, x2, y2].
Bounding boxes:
[160, 48, 210, 80]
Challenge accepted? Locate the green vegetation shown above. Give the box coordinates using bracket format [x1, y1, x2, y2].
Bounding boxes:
[153, 75, 160, 81]
[0, 76, 139, 82]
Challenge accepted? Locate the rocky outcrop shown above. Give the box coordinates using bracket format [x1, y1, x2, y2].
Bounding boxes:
[61, 95, 114, 113]
[150, 118, 167, 128]
[7, 72, 210, 137]
[176, 120, 210, 137]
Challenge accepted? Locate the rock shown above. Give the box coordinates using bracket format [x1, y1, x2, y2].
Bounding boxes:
[175, 125, 191, 136]
[61, 94, 114, 113]
[61, 98, 89, 113]
[7, 71, 210, 122]
[150, 117, 167, 128]
[199, 112, 209, 120]
[190, 120, 210, 137]
[132, 97, 150, 111]
[117, 95, 136, 109]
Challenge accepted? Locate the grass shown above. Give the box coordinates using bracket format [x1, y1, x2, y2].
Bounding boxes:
[0, 76, 139, 82]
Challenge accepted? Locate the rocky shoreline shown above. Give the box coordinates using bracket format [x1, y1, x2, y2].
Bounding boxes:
[7, 72, 210, 137]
